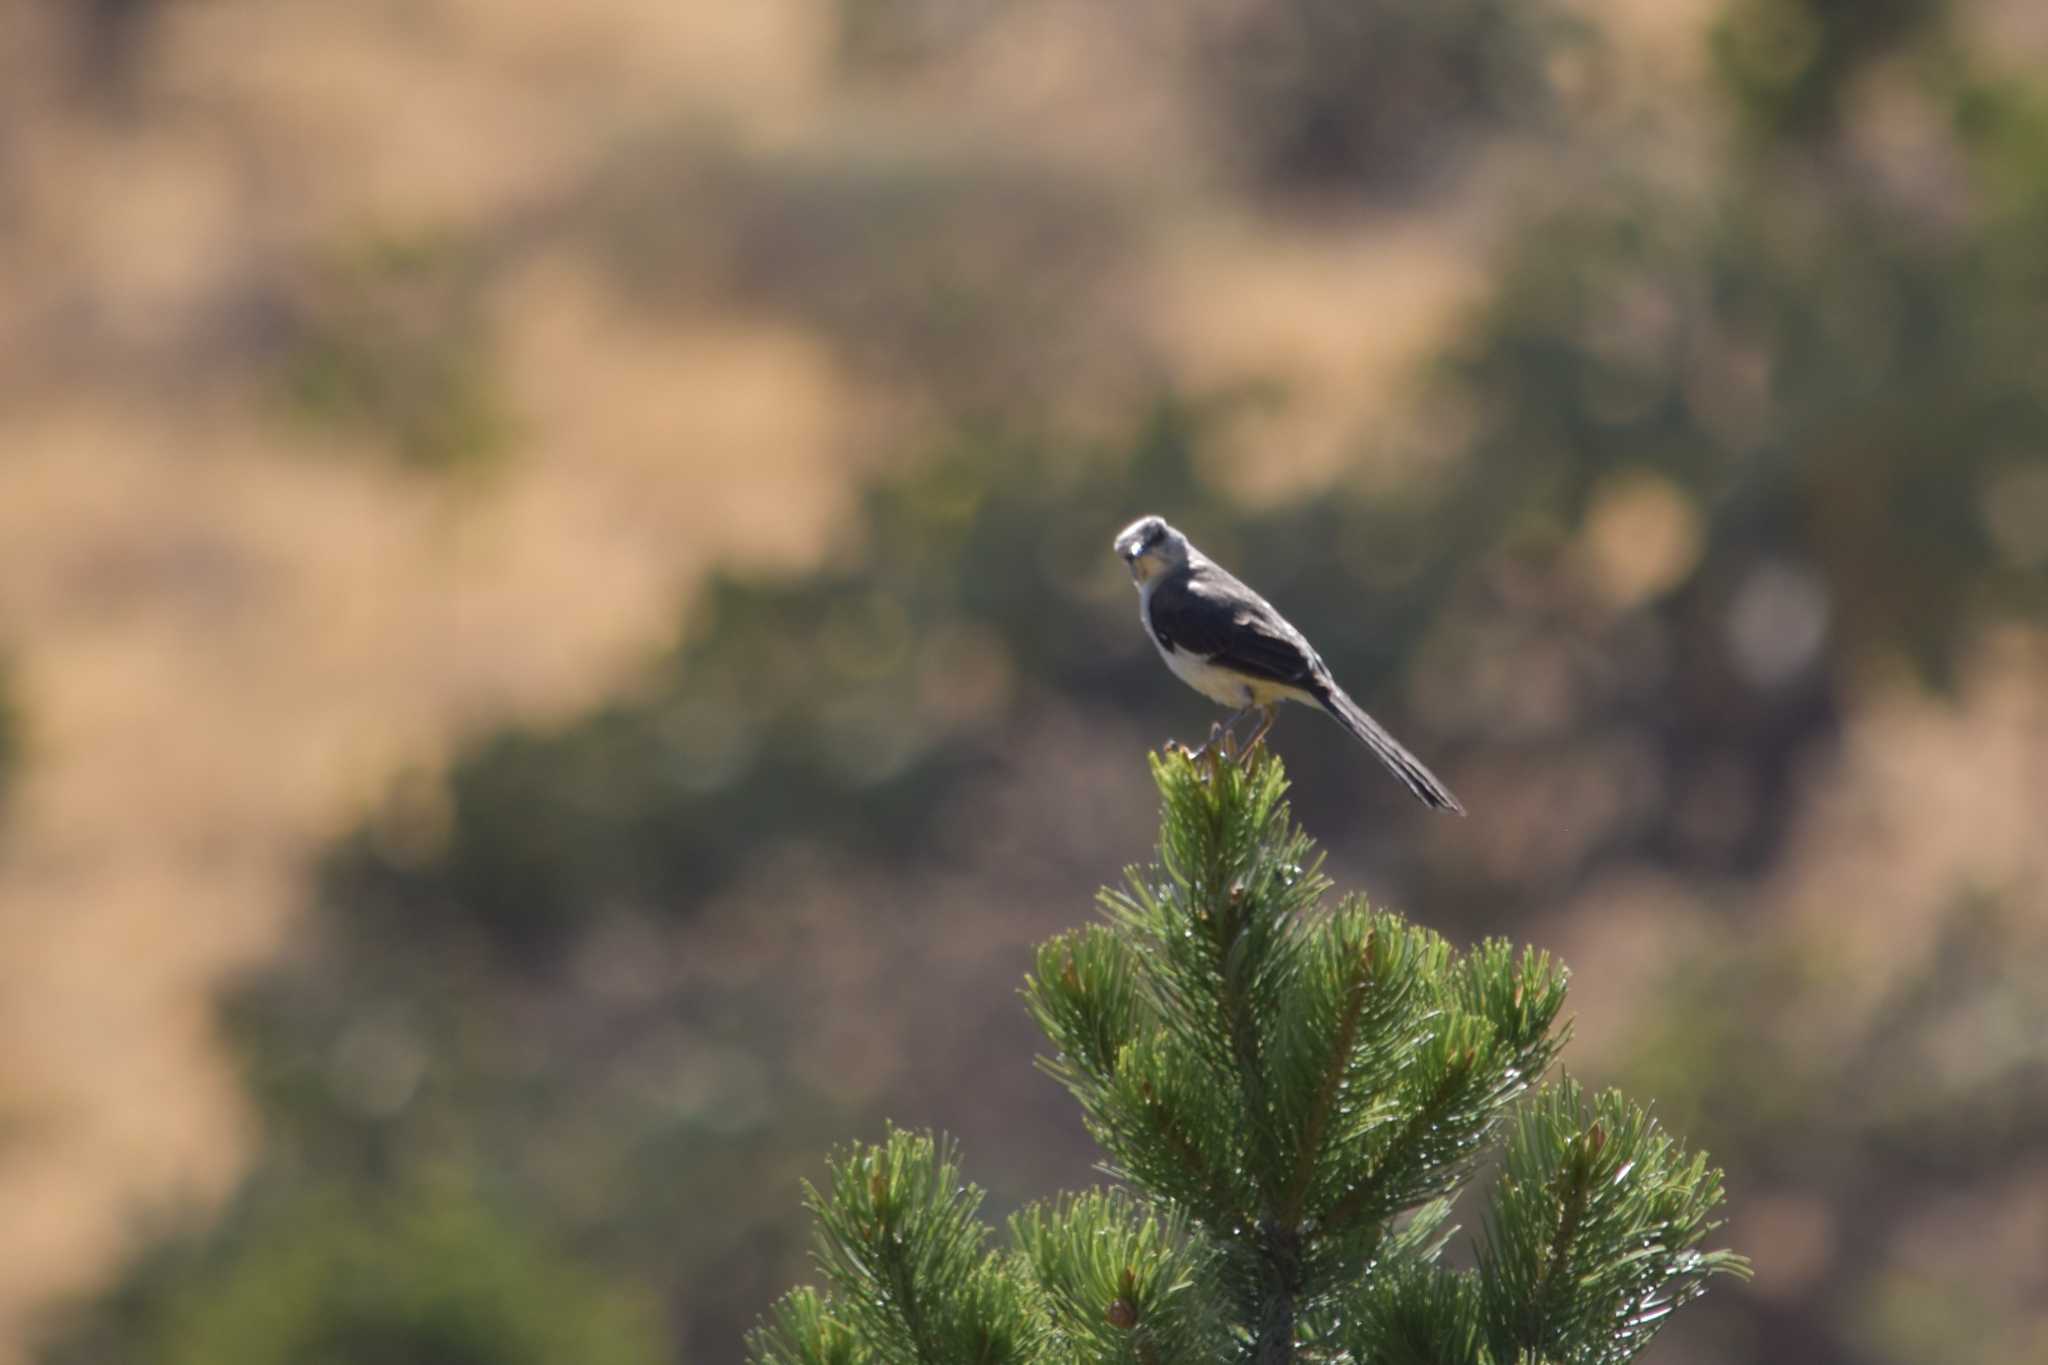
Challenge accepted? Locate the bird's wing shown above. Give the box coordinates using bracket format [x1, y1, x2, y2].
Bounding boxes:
[1151, 565, 1322, 687]
[1153, 562, 1465, 813]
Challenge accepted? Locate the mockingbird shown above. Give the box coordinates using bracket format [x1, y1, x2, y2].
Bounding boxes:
[1114, 515, 1463, 813]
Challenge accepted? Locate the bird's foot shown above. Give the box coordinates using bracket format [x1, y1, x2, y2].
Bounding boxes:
[1238, 706, 1277, 767]
[1166, 723, 1242, 778]
[1184, 721, 1228, 762]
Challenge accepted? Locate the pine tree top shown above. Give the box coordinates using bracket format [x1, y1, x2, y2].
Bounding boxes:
[750, 746, 1747, 1365]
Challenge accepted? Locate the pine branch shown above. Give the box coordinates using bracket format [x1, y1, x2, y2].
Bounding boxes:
[784, 1129, 1045, 1365]
[1211, 879, 1277, 1184]
[1026, 925, 1142, 1087]
[1281, 928, 1378, 1221]
[1478, 1082, 1752, 1365]
[1323, 1036, 1481, 1234]
[1336, 1263, 1488, 1365]
[1143, 755, 1327, 1358]
[1536, 1129, 1596, 1309]
[747, 1287, 870, 1365]
[1010, 1188, 1219, 1364]
[1133, 1065, 1246, 1230]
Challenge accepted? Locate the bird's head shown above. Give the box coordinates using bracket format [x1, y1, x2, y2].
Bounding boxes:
[1113, 515, 1189, 586]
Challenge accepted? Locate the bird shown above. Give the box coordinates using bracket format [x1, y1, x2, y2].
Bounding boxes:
[1113, 515, 1463, 813]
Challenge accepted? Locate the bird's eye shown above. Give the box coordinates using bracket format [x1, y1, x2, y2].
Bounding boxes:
[1142, 523, 1165, 549]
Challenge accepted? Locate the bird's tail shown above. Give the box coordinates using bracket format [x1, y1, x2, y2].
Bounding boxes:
[1313, 681, 1465, 814]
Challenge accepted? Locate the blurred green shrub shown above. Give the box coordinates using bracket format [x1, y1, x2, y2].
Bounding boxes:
[38, 1180, 663, 1365]
[1626, 891, 2048, 1185]
[1190, 0, 1582, 194]
[1438, 69, 2048, 675]
[1618, 888, 2048, 1365]
[1714, 0, 1948, 141]
[282, 231, 514, 471]
[200, 947, 834, 1358]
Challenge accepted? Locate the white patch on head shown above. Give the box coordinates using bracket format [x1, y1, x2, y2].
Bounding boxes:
[1114, 515, 1164, 558]
[1114, 516, 1189, 588]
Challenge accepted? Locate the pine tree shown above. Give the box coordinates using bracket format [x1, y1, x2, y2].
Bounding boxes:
[748, 745, 1746, 1364]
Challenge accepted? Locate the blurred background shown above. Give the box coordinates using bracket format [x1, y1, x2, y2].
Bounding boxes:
[2, 1, 2045, 1362]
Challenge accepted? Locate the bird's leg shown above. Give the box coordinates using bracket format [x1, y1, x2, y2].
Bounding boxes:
[1190, 704, 1256, 759]
[1240, 704, 1277, 760]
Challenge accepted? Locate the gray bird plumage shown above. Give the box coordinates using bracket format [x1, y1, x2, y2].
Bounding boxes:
[1114, 515, 1463, 813]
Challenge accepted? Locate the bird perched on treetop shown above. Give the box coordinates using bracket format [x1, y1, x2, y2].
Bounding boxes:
[1113, 515, 1463, 813]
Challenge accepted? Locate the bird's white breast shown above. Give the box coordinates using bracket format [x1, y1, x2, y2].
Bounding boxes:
[1161, 639, 1257, 706]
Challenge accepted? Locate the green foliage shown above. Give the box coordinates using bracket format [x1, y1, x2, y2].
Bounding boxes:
[39, 1181, 663, 1365]
[283, 230, 513, 471]
[748, 1287, 866, 1365]
[1589, 876, 2048, 1365]
[799, 1130, 1046, 1363]
[753, 751, 1743, 1362]
[1439, 63, 2048, 695]
[201, 940, 829, 1359]
[1190, 0, 1583, 194]
[1010, 1189, 1216, 1363]
[1333, 1084, 1744, 1365]
[1714, 0, 1947, 141]
[1032, 752, 1570, 1316]
[1477, 1083, 1746, 1365]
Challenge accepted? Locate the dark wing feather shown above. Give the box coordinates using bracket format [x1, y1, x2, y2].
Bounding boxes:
[1319, 685, 1466, 812]
[1148, 563, 1321, 687]
[1151, 561, 1465, 811]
